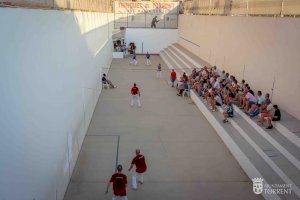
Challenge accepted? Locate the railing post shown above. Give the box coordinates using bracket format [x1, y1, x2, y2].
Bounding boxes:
[242, 65, 246, 80]
[271, 76, 276, 101]
[246, 0, 249, 16]
[209, 0, 212, 15]
[144, 13, 146, 28]
[280, 0, 284, 17]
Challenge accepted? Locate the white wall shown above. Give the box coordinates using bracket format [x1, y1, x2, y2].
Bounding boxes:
[0, 8, 114, 200]
[125, 28, 178, 54]
[178, 15, 300, 120]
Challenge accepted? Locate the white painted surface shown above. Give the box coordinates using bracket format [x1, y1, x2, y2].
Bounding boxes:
[125, 28, 178, 54]
[0, 8, 113, 200]
[273, 122, 300, 148]
[112, 52, 124, 58]
[178, 15, 300, 120]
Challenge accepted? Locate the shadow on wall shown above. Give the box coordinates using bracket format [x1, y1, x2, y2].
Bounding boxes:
[0, 7, 113, 200]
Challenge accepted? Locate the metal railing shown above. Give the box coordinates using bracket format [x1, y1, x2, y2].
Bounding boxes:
[0, 0, 113, 12]
[113, 1, 179, 29]
[114, 13, 178, 29]
[183, 0, 300, 17]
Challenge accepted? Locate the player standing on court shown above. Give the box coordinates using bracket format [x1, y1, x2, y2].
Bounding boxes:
[130, 53, 137, 65]
[157, 63, 162, 78]
[128, 149, 147, 190]
[146, 52, 151, 65]
[105, 164, 128, 200]
[130, 83, 141, 107]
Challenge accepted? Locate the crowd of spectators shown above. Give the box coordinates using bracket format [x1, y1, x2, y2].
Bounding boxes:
[174, 65, 281, 129]
[114, 40, 126, 52]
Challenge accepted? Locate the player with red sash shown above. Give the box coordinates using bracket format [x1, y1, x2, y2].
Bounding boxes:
[105, 164, 128, 200]
[130, 83, 141, 107]
[170, 69, 177, 87]
[128, 149, 147, 190]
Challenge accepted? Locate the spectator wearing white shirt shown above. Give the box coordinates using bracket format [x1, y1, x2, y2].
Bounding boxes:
[257, 91, 265, 106]
[213, 66, 222, 77]
[213, 78, 221, 90]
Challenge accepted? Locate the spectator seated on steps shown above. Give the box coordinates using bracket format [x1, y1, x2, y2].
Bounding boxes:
[266, 105, 281, 129]
[223, 102, 234, 123]
[102, 73, 116, 88]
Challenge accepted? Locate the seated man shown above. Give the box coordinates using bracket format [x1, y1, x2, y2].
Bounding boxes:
[177, 80, 189, 96]
[102, 73, 116, 88]
[257, 91, 265, 106]
[248, 103, 260, 118]
[266, 105, 281, 129]
[198, 82, 206, 97]
[182, 72, 188, 82]
[208, 92, 217, 112]
[242, 89, 257, 111]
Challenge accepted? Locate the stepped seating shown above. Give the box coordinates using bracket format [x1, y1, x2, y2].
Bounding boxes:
[160, 44, 300, 200]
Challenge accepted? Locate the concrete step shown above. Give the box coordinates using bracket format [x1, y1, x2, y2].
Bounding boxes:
[172, 43, 212, 68]
[168, 45, 195, 69]
[164, 48, 192, 73]
[160, 50, 184, 77]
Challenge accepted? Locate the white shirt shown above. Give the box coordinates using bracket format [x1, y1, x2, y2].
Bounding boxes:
[257, 95, 265, 104]
[213, 81, 221, 90]
[216, 69, 222, 77]
[246, 92, 257, 103]
[215, 95, 223, 105]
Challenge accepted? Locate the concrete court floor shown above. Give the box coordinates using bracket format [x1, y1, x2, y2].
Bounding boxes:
[64, 55, 262, 200]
